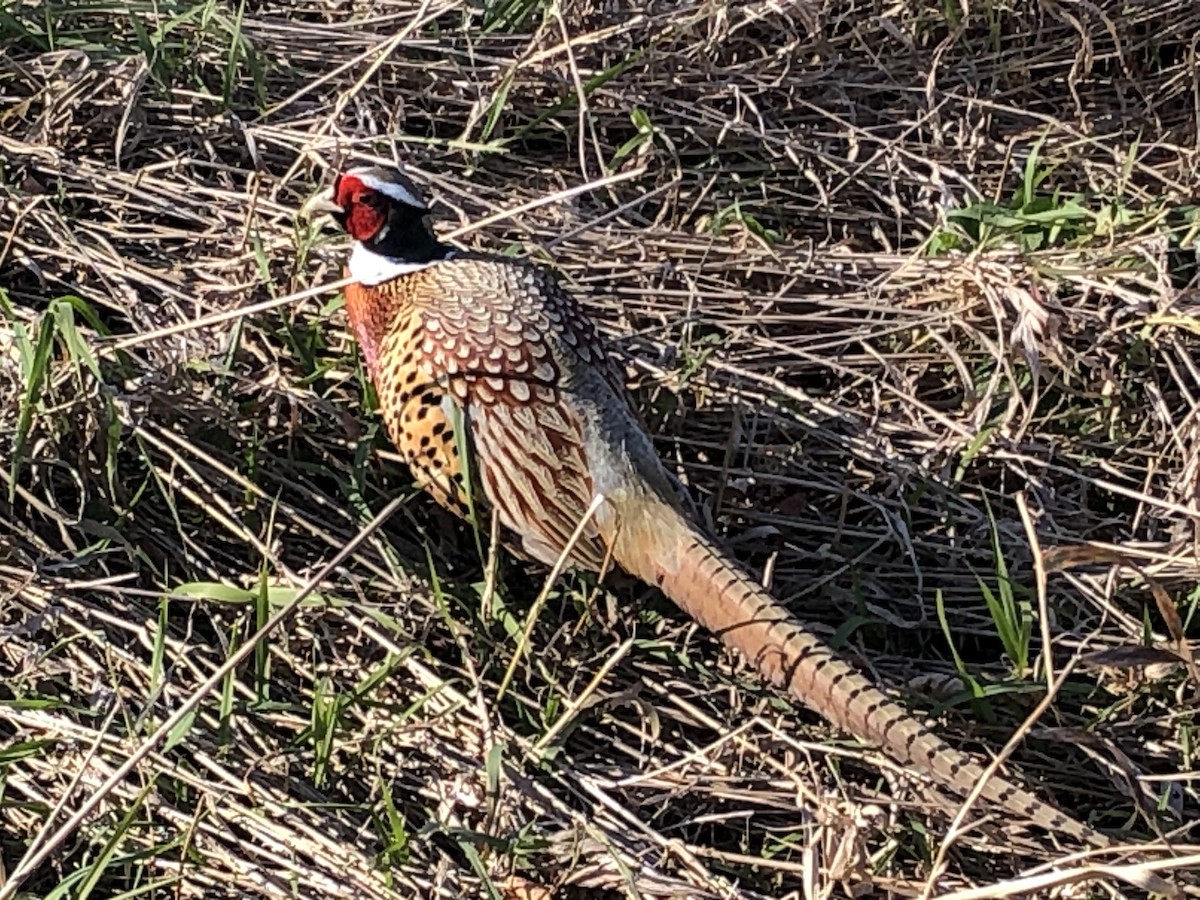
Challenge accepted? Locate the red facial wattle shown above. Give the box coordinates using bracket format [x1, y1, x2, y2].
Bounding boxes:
[333, 175, 386, 242]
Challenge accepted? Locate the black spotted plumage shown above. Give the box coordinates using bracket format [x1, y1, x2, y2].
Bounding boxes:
[346, 258, 634, 570]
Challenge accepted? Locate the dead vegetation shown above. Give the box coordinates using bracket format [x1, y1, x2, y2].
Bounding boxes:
[3, 0, 1200, 897]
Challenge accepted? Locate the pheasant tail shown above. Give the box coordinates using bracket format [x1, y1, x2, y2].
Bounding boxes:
[616, 500, 1107, 848]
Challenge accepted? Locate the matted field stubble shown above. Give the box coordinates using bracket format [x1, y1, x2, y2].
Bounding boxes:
[3, 1, 1200, 897]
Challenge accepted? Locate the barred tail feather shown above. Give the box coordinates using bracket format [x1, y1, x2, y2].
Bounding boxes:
[616, 504, 1109, 849]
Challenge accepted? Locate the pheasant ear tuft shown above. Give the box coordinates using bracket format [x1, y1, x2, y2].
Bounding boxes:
[342, 166, 429, 211]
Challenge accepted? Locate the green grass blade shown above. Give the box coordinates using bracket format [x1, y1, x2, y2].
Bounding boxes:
[9, 306, 57, 502]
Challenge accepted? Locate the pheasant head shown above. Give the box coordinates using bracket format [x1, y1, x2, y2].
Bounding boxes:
[303, 165, 450, 275]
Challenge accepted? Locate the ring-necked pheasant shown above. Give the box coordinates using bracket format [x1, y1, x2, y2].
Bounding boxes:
[301, 164, 1111, 848]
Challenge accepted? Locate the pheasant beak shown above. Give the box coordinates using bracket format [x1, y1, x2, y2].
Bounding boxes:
[298, 187, 343, 223]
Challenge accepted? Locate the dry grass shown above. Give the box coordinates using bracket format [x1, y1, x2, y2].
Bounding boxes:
[3, 0, 1200, 897]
